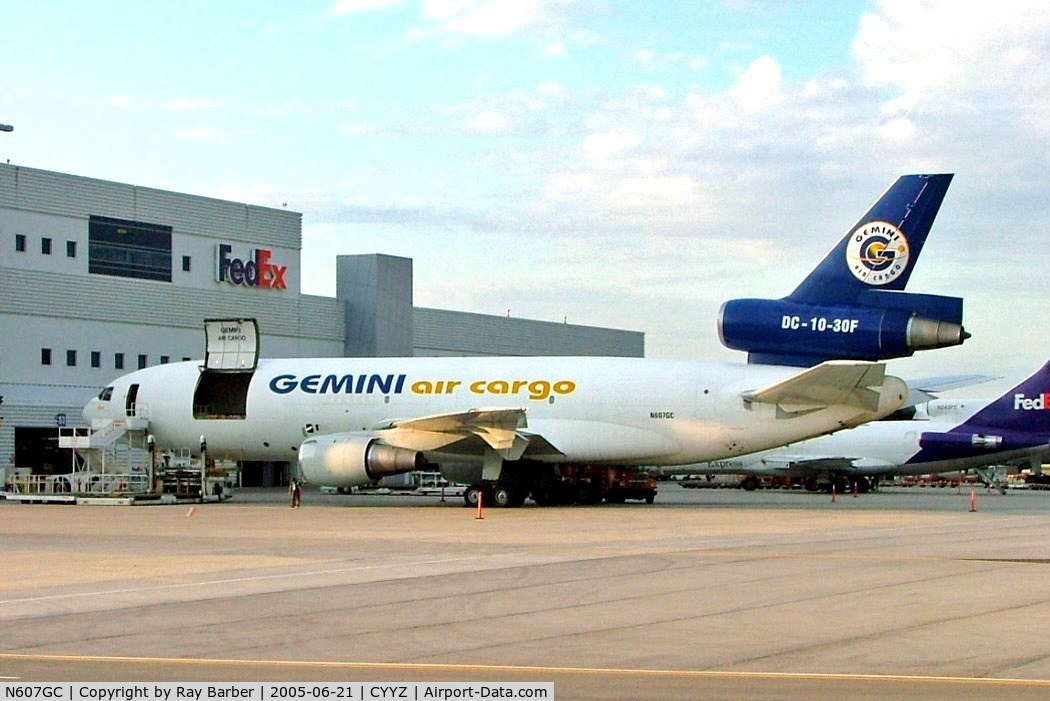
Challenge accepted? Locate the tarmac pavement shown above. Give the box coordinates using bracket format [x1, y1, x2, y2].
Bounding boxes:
[1, 485, 1049, 700]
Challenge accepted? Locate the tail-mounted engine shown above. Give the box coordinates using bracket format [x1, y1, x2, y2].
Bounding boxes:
[719, 292, 969, 367]
[919, 432, 1004, 454]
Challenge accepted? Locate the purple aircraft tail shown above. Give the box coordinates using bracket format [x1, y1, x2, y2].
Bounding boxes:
[916, 361, 1050, 459]
[960, 361, 1050, 435]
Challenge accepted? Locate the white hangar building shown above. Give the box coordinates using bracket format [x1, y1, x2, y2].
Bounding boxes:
[0, 163, 643, 484]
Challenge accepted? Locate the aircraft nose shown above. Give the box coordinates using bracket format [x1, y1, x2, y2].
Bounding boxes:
[82, 397, 101, 423]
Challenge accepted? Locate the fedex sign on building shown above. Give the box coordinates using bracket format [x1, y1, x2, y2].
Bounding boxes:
[216, 243, 288, 291]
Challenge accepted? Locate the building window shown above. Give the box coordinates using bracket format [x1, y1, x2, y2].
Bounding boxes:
[41, 348, 52, 365]
[160, 355, 170, 364]
[88, 215, 173, 282]
[115, 352, 125, 370]
[182, 255, 191, 272]
[91, 351, 101, 368]
[42, 237, 52, 255]
[66, 350, 77, 367]
[138, 354, 147, 369]
[67, 241, 77, 258]
[182, 356, 191, 362]
[15, 234, 26, 252]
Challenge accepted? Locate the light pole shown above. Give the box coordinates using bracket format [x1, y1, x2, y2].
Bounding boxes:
[1, 123, 11, 163]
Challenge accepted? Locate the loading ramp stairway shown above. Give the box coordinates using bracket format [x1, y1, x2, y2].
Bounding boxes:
[12, 318, 259, 504]
[59, 413, 151, 474]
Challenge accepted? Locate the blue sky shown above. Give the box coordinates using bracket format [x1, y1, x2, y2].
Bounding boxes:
[2, 0, 1047, 395]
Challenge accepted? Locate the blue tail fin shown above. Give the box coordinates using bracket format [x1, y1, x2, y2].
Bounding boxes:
[719, 173, 968, 367]
[789, 174, 954, 304]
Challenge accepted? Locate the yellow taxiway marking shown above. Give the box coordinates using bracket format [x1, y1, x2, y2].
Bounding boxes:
[1, 653, 1048, 687]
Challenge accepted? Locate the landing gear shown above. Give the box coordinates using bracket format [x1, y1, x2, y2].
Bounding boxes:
[828, 475, 849, 494]
[741, 475, 760, 491]
[462, 463, 658, 508]
[491, 484, 526, 508]
[463, 483, 488, 508]
[463, 481, 526, 508]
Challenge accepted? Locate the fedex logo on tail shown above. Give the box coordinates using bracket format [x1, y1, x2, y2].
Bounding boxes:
[217, 244, 288, 290]
[1014, 393, 1050, 410]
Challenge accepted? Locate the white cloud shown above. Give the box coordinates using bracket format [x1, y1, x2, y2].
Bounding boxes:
[729, 55, 782, 111]
[606, 175, 698, 209]
[581, 129, 641, 162]
[543, 42, 565, 57]
[878, 116, 916, 141]
[853, 0, 1050, 107]
[467, 110, 510, 134]
[423, 0, 557, 37]
[535, 81, 565, 99]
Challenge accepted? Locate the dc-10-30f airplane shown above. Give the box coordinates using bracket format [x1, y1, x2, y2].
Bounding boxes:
[81, 174, 959, 507]
[660, 361, 1050, 493]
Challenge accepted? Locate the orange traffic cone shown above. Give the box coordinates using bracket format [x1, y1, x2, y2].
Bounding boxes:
[476, 491, 484, 520]
[970, 489, 977, 513]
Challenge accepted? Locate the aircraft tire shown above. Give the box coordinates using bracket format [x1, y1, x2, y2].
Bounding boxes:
[492, 485, 519, 508]
[463, 484, 484, 508]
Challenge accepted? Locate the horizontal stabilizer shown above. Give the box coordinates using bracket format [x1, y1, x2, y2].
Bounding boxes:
[742, 361, 888, 414]
[908, 374, 1000, 394]
[903, 373, 1000, 407]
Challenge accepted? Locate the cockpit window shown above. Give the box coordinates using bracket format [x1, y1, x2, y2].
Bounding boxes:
[98, 387, 114, 401]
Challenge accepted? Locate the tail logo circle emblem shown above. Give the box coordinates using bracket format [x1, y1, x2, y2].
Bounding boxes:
[846, 221, 910, 285]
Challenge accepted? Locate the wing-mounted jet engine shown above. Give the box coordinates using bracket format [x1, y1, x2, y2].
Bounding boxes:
[718, 174, 969, 367]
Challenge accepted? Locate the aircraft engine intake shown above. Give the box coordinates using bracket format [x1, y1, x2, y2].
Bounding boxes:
[298, 434, 425, 488]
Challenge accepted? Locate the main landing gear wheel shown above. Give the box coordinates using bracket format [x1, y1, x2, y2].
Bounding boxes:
[463, 484, 486, 508]
[492, 485, 526, 508]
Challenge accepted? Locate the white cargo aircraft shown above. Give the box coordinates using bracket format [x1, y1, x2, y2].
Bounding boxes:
[84, 355, 905, 506]
[83, 173, 973, 507]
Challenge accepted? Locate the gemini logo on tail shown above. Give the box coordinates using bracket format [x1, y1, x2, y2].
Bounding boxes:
[1014, 393, 1050, 410]
[846, 221, 910, 285]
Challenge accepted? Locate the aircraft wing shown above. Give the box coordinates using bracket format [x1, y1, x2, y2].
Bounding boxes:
[742, 361, 889, 414]
[372, 407, 532, 460]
